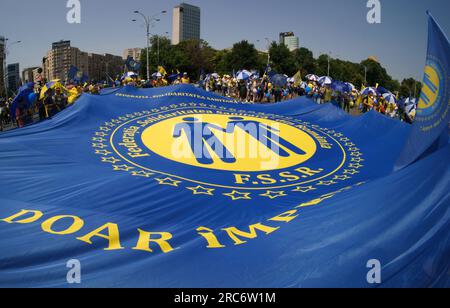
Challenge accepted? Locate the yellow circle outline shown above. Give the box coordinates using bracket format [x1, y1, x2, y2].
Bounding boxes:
[108, 107, 348, 191]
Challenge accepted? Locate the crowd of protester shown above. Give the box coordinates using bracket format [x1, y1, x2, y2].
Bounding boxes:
[0, 70, 417, 132]
[198, 73, 416, 123]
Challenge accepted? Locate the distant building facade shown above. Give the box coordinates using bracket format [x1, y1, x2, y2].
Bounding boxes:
[279, 32, 300, 51]
[7, 63, 20, 92]
[172, 3, 201, 45]
[43, 40, 123, 82]
[123, 48, 142, 60]
[0, 36, 5, 94]
[22, 67, 40, 83]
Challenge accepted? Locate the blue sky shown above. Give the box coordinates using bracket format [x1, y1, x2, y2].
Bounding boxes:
[1, 0, 449, 81]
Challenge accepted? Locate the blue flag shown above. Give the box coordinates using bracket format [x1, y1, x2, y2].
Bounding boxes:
[125, 56, 141, 72]
[396, 12, 450, 168]
[68, 65, 89, 84]
[0, 84, 448, 288]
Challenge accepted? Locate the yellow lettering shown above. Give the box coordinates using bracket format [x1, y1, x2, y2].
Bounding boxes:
[41, 215, 84, 235]
[133, 229, 174, 253]
[295, 167, 322, 177]
[196, 227, 225, 249]
[257, 174, 277, 185]
[268, 210, 299, 223]
[76, 223, 124, 251]
[279, 172, 300, 182]
[222, 223, 279, 246]
[234, 174, 251, 185]
[1, 209, 43, 224]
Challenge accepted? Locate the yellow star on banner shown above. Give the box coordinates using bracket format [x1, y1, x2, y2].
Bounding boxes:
[111, 119, 122, 124]
[99, 127, 111, 132]
[349, 147, 360, 152]
[131, 171, 153, 178]
[292, 186, 316, 193]
[350, 152, 363, 157]
[351, 157, 365, 163]
[223, 190, 251, 201]
[187, 186, 215, 196]
[92, 137, 106, 142]
[101, 157, 121, 164]
[125, 114, 135, 118]
[317, 180, 337, 186]
[95, 132, 108, 137]
[344, 169, 359, 175]
[333, 175, 351, 181]
[113, 165, 134, 172]
[104, 122, 116, 128]
[345, 142, 356, 147]
[349, 163, 364, 169]
[340, 137, 350, 142]
[155, 177, 181, 187]
[92, 143, 108, 149]
[95, 149, 112, 156]
[118, 117, 128, 121]
[333, 133, 344, 138]
[260, 191, 287, 199]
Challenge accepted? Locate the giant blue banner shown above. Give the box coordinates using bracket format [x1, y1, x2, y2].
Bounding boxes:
[0, 84, 449, 288]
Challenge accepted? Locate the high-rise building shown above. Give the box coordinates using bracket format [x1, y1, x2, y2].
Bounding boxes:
[22, 67, 40, 83]
[279, 32, 300, 51]
[7, 63, 20, 92]
[0, 36, 5, 95]
[172, 3, 201, 45]
[123, 48, 142, 60]
[43, 40, 123, 82]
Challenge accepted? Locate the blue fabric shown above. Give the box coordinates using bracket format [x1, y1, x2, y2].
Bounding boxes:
[396, 12, 450, 168]
[0, 84, 448, 288]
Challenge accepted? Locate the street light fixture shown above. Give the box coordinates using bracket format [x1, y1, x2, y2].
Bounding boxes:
[265, 38, 271, 66]
[2, 38, 22, 100]
[132, 10, 167, 80]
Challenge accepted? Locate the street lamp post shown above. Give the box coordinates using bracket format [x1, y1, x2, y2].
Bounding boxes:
[363, 66, 368, 85]
[265, 38, 271, 66]
[327, 52, 331, 77]
[2, 38, 21, 101]
[133, 10, 166, 80]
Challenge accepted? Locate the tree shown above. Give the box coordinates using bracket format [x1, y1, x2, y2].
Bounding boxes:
[269, 42, 296, 76]
[399, 78, 422, 98]
[224, 40, 260, 72]
[292, 47, 316, 77]
[360, 58, 395, 88]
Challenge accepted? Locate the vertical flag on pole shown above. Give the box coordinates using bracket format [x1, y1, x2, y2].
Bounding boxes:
[396, 11, 450, 169]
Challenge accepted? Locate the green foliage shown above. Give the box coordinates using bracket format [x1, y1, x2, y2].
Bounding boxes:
[224, 40, 261, 72]
[399, 78, 423, 98]
[268, 42, 296, 76]
[137, 36, 420, 93]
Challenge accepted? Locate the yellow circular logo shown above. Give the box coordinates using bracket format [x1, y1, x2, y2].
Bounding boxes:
[93, 105, 363, 199]
[418, 65, 441, 110]
[141, 114, 317, 172]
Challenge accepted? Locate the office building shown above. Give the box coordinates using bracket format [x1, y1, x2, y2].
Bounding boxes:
[43, 40, 123, 82]
[279, 32, 300, 51]
[172, 3, 201, 45]
[123, 48, 142, 60]
[7, 63, 20, 92]
[0, 36, 5, 94]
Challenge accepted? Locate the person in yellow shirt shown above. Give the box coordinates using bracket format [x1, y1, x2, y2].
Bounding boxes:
[181, 72, 190, 84]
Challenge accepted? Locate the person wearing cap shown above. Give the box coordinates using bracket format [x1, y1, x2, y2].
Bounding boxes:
[181, 73, 190, 84]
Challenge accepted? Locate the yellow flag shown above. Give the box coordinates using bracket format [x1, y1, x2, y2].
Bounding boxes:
[158, 66, 167, 76]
